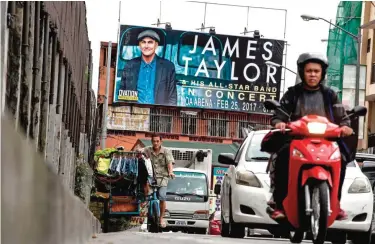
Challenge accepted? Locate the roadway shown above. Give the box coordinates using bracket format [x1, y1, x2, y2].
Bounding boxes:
[88, 230, 335, 244]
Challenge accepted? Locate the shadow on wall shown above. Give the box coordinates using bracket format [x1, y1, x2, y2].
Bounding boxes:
[1, 110, 101, 244]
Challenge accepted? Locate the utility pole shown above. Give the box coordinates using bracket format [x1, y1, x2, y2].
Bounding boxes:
[101, 41, 112, 149]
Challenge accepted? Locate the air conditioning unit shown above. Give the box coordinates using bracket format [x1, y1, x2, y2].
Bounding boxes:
[166, 147, 213, 183]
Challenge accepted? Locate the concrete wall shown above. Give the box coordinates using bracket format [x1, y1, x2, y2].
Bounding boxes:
[2, 111, 101, 244]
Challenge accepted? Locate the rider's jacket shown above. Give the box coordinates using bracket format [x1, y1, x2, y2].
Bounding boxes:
[271, 83, 350, 127]
[270, 83, 355, 163]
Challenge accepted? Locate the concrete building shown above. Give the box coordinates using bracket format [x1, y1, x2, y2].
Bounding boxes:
[360, 1, 375, 152]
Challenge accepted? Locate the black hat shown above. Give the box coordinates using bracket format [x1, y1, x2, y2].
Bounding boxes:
[137, 30, 160, 43]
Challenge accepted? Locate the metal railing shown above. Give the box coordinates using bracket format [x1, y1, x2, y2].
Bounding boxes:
[106, 107, 272, 139]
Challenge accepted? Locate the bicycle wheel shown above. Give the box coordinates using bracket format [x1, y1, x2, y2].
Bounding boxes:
[148, 201, 160, 233]
[152, 201, 161, 233]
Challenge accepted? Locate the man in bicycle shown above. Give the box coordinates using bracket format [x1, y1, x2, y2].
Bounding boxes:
[139, 134, 175, 228]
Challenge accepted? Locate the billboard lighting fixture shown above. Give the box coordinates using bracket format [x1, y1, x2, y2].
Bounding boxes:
[253, 30, 261, 39]
[165, 22, 172, 31]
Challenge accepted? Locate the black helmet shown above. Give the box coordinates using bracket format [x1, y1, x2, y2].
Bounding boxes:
[297, 53, 328, 84]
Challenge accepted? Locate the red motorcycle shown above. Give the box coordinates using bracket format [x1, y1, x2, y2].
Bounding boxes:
[262, 99, 367, 244]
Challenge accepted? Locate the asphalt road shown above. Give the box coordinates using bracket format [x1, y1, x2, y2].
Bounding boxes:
[88, 231, 334, 244]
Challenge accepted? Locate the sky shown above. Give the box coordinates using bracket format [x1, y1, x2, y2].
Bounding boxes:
[85, 0, 341, 98]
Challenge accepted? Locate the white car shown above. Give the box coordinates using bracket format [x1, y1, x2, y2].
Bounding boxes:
[216, 130, 374, 243]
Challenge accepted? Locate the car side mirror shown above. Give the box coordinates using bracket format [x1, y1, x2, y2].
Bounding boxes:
[218, 153, 236, 165]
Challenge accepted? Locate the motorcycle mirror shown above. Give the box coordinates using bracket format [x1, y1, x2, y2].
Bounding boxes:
[264, 99, 281, 110]
[352, 106, 367, 117]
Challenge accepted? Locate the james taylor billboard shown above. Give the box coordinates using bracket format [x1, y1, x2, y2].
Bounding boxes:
[113, 25, 285, 114]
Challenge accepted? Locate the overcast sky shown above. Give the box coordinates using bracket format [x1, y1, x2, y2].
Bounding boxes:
[86, 0, 341, 97]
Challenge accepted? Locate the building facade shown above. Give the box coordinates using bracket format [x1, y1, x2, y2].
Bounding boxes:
[360, 1, 375, 153]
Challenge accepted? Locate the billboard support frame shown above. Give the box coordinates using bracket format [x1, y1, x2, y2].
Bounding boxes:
[187, 1, 287, 39]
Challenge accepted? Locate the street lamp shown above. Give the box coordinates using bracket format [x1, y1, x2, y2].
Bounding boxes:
[301, 14, 361, 106]
[265, 61, 297, 98]
[265, 61, 297, 75]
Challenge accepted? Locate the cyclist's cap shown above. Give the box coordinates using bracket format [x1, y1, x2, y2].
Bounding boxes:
[137, 30, 160, 43]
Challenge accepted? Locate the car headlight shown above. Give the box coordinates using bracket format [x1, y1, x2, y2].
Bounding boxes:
[292, 148, 305, 158]
[193, 210, 209, 219]
[329, 149, 341, 160]
[235, 170, 261, 187]
[348, 177, 372, 193]
[307, 122, 327, 134]
[164, 210, 170, 217]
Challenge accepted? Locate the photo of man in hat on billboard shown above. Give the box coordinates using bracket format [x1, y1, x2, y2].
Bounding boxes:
[119, 29, 177, 106]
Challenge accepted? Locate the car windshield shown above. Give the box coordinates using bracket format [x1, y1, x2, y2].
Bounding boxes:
[245, 133, 270, 161]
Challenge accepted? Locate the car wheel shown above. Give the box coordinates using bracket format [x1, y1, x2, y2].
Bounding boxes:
[228, 190, 245, 238]
[289, 230, 305, 243]
[328, 231, 346, 244]
[350, 223, 372, 244]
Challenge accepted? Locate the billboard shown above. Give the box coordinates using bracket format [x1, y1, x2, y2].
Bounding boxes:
[114, 25, 285, 114]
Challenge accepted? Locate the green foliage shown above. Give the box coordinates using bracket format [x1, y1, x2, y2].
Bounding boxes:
[74, 154, 92, 203]
[94, 148, 117, 162]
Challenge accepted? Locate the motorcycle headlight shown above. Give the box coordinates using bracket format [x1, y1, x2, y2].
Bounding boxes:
[292, 148, 305, 159]
[307, 122, 327, 134]
[329, 149, 341, 160]
[348, 178, 372, 193]
[235, 171, 261, 187]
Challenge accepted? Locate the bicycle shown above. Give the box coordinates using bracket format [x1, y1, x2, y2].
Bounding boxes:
[146, 179, 163, 233]
[146, 176, 174, 233]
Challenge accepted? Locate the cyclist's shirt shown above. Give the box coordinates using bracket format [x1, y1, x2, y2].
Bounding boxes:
[143, 146, 174, 187]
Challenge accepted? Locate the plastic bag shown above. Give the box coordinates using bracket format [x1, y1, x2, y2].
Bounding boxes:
[144, 158, 153, 177]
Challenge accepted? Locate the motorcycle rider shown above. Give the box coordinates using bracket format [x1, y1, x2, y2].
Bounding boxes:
[269, 53, 353, 220]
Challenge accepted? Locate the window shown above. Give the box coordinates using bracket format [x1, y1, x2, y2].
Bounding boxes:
[149, 109, 172, 133]
[368, 38, 372, 53]
[244, 133, 270, 161]
[181, 111, 197, 135]
[102, 47, 108, 67]
[208, 114, 227, 137]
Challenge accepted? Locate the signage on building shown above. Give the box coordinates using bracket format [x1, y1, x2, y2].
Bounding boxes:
[113, 25, 285, 114]
[210, 167, 228, 213]
[107, 106, 150, 131]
